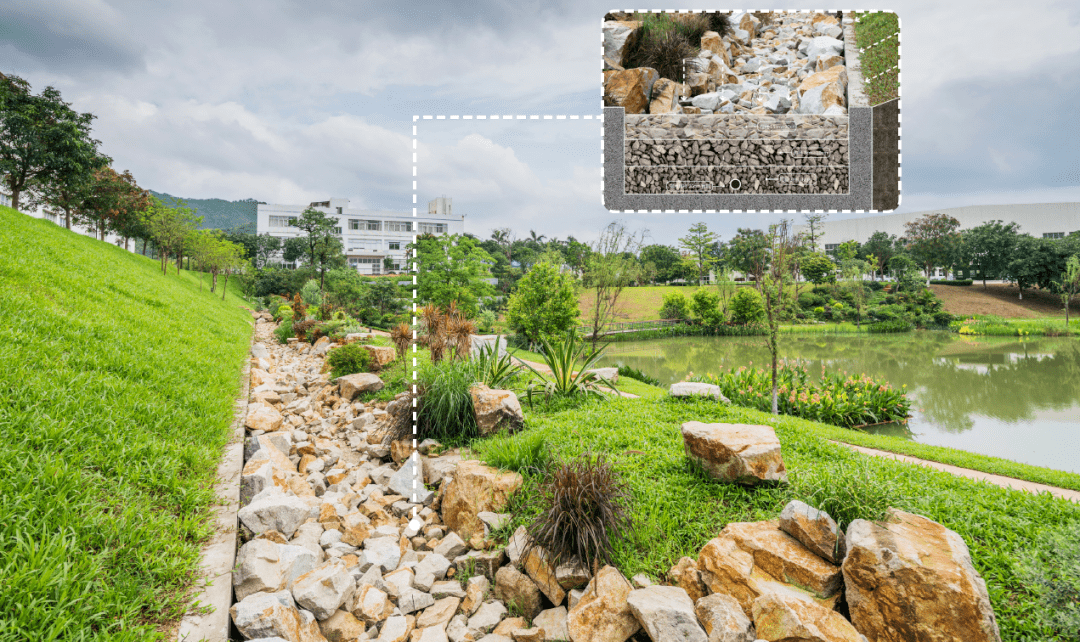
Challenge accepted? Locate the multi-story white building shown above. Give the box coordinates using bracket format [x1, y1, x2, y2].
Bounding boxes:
[256, 196, 464, 275]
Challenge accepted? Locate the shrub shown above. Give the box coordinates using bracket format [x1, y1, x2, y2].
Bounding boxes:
[326, 343, 373, 379]
[930, 279, 973, 286]
[524, 451, 633, 570]
[796, 455, 902, 530]
[867, 280, 885, 292]
[729, 288, 765, 325]
[617, 364, 661, 387]
[300, 279, 322, 307]
[812, 306, 826, 321]
[660, 291, 690, 320]
[274, 318, 294, 344]
[633, 28, 695, 83]
[291, 319, 320, 342]
[1013, 519, 1080, 638]
[478, 309, 498, 333]
[505, 262, 579, 349]
[390, 323, 411, 362]
[689, 364, 911, 428]
[475, 336, 521, 389]
[797, 292, 825, 310]
[691, 288, 723, 325]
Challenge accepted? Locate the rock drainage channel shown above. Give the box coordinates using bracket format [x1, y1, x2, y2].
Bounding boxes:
[605, 11, 853, 195]
[207, 328, 1006, 642]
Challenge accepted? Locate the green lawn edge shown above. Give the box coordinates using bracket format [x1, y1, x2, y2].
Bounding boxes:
[0, 206, 254, 639]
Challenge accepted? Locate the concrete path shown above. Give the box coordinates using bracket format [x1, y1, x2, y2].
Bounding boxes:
[832, 441, 1080, 503]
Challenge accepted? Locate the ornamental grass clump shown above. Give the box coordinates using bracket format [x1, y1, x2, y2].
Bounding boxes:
[525, 451, 632, 571]
[390, 322, 412, 362]
[688, 363, 911, 428]
[521, 331, 618, 405]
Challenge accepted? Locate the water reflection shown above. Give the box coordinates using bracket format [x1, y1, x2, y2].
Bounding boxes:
[597, 333, 1080, 472]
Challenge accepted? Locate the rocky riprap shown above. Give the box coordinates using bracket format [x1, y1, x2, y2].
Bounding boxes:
[227, 312, 1001, 642]
[605, 11, 852, 195]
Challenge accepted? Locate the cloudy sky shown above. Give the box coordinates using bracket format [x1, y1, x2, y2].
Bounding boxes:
[3, 0, 1079, 245]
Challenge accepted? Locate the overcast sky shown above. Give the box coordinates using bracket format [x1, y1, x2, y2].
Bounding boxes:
[3, 0, 1079, 245]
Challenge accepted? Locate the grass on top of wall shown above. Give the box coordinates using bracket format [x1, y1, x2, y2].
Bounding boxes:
[0, 206, 253, 640]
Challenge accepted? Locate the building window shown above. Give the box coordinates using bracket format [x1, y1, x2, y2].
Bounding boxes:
[1043, 232, 1065, 239]
[336, 207, 343, 214]
[349, 219, 360, 230]
[334, 227, 342, 235]
[366, 220, 382, 231]
[388, 242, 400, 250]
[824, 243, 839, 251]
[419, 223, 448, 234]
[387, 221, 412, 232]
[269, 215, 295, 228]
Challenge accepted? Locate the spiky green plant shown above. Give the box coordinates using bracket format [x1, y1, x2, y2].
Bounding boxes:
[520, 331, 618, 405]
[476, 336, 521, 389]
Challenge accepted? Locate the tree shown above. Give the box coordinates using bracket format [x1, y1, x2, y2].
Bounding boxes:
[506, 261, 580, 347]
[640, 244, 685, 284]
[679, 222, 720, 285]
[841, 257, 872, 327]
[413, 234, 495, 317]
[75, 167, 151, 244]
[714, 267, 737, 316]
[691, 288, 722, 325]
[141, 196, 200, 275]
[1058, 255, 1080, 328]
[583, 221, 647, 351]
[294, 207, 340, 289]
[961, 220, 1021, 289]
[888, 254, 922, 293]
[761, 220, 799, 414]
[282, 237, 308, 266]
[801, 252, 836, 285]
[312, 234, 347, 290]
[727, 228, 770, 286]
[861, 231, 897, 280]
[1006, 236, 1060, 300]
[904, 213, 961, 285]
[0, 74, 102, 213]
[803, 212, 828, 251]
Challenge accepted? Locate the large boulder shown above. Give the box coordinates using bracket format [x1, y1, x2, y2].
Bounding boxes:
[751, 592, 864, 642]
[602, 20, 642, 68]
[779, 501, 845, 564]
[700, 31, 730, 66]
[247, 405, 284, 432]
[680, 422, 787, 485]
[319, 609, 366, 642]
[494, 565, 543, 619]
[523, 546, 565, 605]
[470, 384, 524, 436]
[604, 68, 660, 115]
[338, 373, 385, 401]
[239, 491, 311, 539]
[648, 79, 684, 115]
[364, 345, 397, 370]
[805, 36, 845, 66]
[842, 509, 1002, 642]
[796, 66, 847, 115]
[292, 559, 356, 621]
[695, 593, 756, 642]
[229, 590, 326, 642]
[389, 456, 434, 505]
[669, 382, 729, 402]
[567, 566, 641, 642]
[667, 557, 707, 603]
[626, 586, 707, 642]
[440, 460, 523, 539]
[234, 539, 286, 602]
[720, 521, 842, 599]
[728, 11, 760, 40]
[532, 606, 568, 641]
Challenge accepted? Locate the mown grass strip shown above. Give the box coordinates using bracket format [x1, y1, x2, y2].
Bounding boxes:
[478, 398, 1080, 641]
[0, 207, 253, 640]
[852, 11, 900, 104]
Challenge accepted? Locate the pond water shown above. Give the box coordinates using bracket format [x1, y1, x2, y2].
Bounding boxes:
[595, 333, 1080, 473]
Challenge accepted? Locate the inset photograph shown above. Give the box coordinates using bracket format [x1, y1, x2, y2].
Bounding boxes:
[602, 10, 900, 210]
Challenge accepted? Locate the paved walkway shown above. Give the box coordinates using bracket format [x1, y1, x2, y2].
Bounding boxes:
[832, 441, 1080, 503]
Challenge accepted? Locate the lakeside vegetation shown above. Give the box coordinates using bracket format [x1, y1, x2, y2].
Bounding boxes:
[467, 394, 1080, 641]
[0, 206, 253, 639]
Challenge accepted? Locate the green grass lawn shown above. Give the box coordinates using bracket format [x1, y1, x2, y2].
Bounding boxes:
[472, 396, 1080, 641]
[852, 11, 900, 105]
[0, 206, 253, 640]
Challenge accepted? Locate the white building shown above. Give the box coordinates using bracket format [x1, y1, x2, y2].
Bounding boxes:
[256, 196, 464, 275]
[800, 202, 1080, 252]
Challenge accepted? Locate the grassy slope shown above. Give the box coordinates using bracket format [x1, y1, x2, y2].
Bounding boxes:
[477, 397, 1080, 641]
[0, 207, 253, 640]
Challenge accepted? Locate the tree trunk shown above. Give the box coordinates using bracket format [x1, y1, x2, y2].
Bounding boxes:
[11, 187, 20, 212]
[65, 210, 72, 230]
[211, 271, 217, 293]
[223, 272, 229, 300]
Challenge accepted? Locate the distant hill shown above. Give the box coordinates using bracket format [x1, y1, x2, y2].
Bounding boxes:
[149, 191, 260, 233]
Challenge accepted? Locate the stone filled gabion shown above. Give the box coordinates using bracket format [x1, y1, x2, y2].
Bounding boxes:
[625, 166, 848, 194]
[623, 114, 848, 195]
